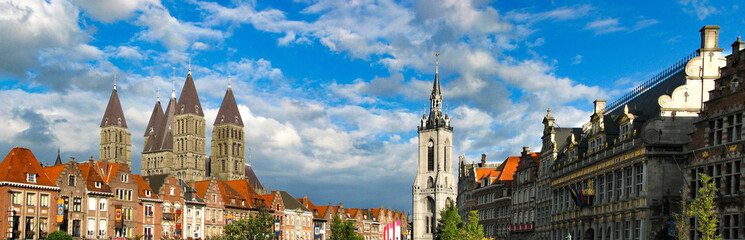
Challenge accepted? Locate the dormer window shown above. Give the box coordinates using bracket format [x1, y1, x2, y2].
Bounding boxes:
[195, 105, 199, 113]
[145, 190, 152, 197]
[170, 186, 175, 196]
[117, 118, 122, 126]
[241, 200, 245, 206]
[121, 174, 128, 183]
[95, 182, 102, 188]
[26, 173, 36, 183]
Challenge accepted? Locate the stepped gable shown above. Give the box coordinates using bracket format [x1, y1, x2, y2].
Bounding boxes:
[144, 174, 170, 194]
[144, 97, 176, 152]
[177, 73, 204, 116]
[192, 180, 211, 198]
[101, 89, 128, 128]
[43, 164, 67, 184]
[0, 147, 55, 186]
[225, 179, 265, 208]
[214, 86, 243, 126]
[496, 156, 520, 181]
[144, 101, 164, 137]
[135, 175, 158, 199]
[216, 180, 248, 208]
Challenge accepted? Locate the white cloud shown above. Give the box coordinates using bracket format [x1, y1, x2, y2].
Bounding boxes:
[136, 5, 224, 51]
[678, 0, 717, 20]
[631, 19, 659, 32]
[73, 0, 159, 22]
[571, 55, 582, 65]
[584, 18, 627, 35]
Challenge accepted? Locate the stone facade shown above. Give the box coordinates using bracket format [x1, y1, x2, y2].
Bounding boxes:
[412, 66, 456, 240]
[509, 148, 540, 239]
[685, 34, 745, 240]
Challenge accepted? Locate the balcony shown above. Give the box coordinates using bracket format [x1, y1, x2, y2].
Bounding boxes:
[163, 213, 175, 221]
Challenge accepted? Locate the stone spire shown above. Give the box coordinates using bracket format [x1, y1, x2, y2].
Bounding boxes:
[177, 72, 204, 116]
[144, 98, 164, 137]
[423, 54, 448, 130]
[100, 87, 127, 128]
[214, 81, 243, 126]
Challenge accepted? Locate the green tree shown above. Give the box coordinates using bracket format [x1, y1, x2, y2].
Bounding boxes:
[464, 211, 484, 240]
[435, 199, 485, 240]
[684, 173, 720, 240]
[223, 209, 276, 240]
[46, 231, 72, 240]
[330, 215, 363, 240]
[674, 186, 691, 240]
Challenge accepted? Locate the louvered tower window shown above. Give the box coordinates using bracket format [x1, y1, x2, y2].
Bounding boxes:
[428, 141, 434, 171]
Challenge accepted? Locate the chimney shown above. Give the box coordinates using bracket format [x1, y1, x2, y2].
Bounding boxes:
[70, 157, 76, 163]
[339, 202, 344, 208]
[593, 99, 606, 113]
[522, 146, 530, 156]
[732, 36, 744, 55]
[480, 154, 486, 167]
[700, 25, 721, 51]
[89, 156, 95, 163]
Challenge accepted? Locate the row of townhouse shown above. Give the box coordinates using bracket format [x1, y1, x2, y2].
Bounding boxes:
[297, 198, 409, 240]
[457, 25, 745, 240]
[0, 146, 408, 240]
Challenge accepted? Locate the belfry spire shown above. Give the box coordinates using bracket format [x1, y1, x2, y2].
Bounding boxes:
[54, 146, 62, 165]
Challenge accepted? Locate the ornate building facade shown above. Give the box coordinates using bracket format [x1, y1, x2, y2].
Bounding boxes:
[412, 63, 456, 240]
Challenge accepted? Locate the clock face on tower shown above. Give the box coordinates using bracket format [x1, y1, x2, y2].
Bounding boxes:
[428, 142, 434, 147]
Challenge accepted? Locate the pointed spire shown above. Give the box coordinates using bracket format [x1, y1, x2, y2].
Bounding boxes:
[177, 70, 204, 116]
[435, 53, 439, 74]
[101, 86, 128, 128]
[144, 99, 164, 137]
[214, 82, 243, 126]
[54, 146, 62, 165]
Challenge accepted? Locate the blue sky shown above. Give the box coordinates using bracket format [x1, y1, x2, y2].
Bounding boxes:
[0, 0, 742, 213]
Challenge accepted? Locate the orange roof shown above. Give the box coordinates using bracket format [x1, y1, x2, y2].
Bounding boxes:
[216, 181, 248, 208]
[134, 174, 158, 199]
[315, 205, 331, 217]
[474, 168, 498, 183]
[497, 156, 521, 181]
[192, 180, 211, 198]
[43, 164, 67, 183]
[77, 162, 112, 193]
[0, 147, 55, 186]
[225, 179, 264, 208]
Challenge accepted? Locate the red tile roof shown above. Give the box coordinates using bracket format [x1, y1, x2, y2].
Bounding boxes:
[474, 168, 499, 183]
[497, 156, 521, 181]
[134, 174, 158, 199]
[43, 164, 67, 183]
[192, 180, 211, 198]
[0, 147, 55, 186]
[77, 162, 112, 193]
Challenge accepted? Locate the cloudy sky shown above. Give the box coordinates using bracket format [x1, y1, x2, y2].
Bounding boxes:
[0, 0, 742, 213]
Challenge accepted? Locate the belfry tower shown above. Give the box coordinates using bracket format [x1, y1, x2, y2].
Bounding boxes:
[210, 77, 246, 181]
[100, 79, 132, 165]
[412, 55, 456, 240]
[173, 68, 208, 182]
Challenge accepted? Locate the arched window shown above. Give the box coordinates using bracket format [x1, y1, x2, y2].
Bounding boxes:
[426, 197, 435, 234]
[427, 177, 434, 188]
[427, 140, 434, 172]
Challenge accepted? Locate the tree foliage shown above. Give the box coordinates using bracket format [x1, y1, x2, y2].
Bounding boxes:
[330, 214, 363, 240]
[46, 231, 72, 240]
[674, 185, 691, 240]
[435, 199, 485, 240]
[223, 209, 276, 240]
[682, 173, 720, 240]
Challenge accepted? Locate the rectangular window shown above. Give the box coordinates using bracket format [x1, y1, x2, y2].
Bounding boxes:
[26, 192, 36, 206]
[39, 218, 47, 232]
[145, 205, 153, 217]
[11, 191, 21, 205]
[597, 176, 604, 203]
[635, 164, 644, 196]
[99, 198, 107, 211]
[615, 171, 622, 200]
[624, 220, 631, 239]
[27, 173, 36, 183]
[88, 197, 96, 211]
[98, 219, 106, 237]
[606, 174, 613, 201]
[717, 118, 724, 144]
[73, 198, 81, 212]
[625, 168, 632, 197]
[87, 218, 95, 237]
[68, 175, 75, 186]
[123, 208, 132, 221]
[40, 194, 49, 207]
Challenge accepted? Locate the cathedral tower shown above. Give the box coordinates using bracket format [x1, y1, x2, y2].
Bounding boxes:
[173, 70, 207, 182]
[210, 79, 245, 180]
[412, 56, 456, 240]
[100, 83, 132, 165]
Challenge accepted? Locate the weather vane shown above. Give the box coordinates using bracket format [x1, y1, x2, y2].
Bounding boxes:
[434, 53, 440, 74]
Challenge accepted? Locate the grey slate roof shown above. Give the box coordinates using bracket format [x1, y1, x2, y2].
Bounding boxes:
[144, 100, 164, 137]
[279, 191, 310, 212]
[100, 89, 127, 128]
[177, 73, 204, 116]
[144, 174, 170, 194]
[214, 87, 243, 126]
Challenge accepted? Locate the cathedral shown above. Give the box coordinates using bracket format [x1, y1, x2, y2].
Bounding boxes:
[412, 59, 457, 240]
[98, 68, 261, 188]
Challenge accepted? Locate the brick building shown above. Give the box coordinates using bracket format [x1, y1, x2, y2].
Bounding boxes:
[509, 148, 540, 239]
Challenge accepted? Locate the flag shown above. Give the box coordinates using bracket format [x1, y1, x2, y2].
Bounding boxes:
[394, 220, 401, 240]
[569, 187, 582, 207]
[578, 186, 585, 205]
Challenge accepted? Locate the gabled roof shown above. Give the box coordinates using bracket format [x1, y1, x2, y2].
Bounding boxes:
[496, 156, 520, 181]
[214, 87, 243, 126]
[474, 168, 499, 183]
[279, 191, 310, 212]
[192, 180, 212, 199]
[179, 179, 204, 203]
[135, 175, 158, 199]
[43, 164, 67, 183]
[100, 89, 127, 128]
[216, 181, 248, 208]
[177, 73, 204, 116]
[0, 147, 55, 186]
[224, 179, 265, 208]
[144, 174, 170, 194]
[78, 161, 113, 193]
[144, 100, 164, 137]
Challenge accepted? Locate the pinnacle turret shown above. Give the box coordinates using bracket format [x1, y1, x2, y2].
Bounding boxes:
[100, 88, 127, 128]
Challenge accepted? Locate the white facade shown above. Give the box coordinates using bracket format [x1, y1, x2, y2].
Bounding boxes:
[412, 69, 457, 240]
